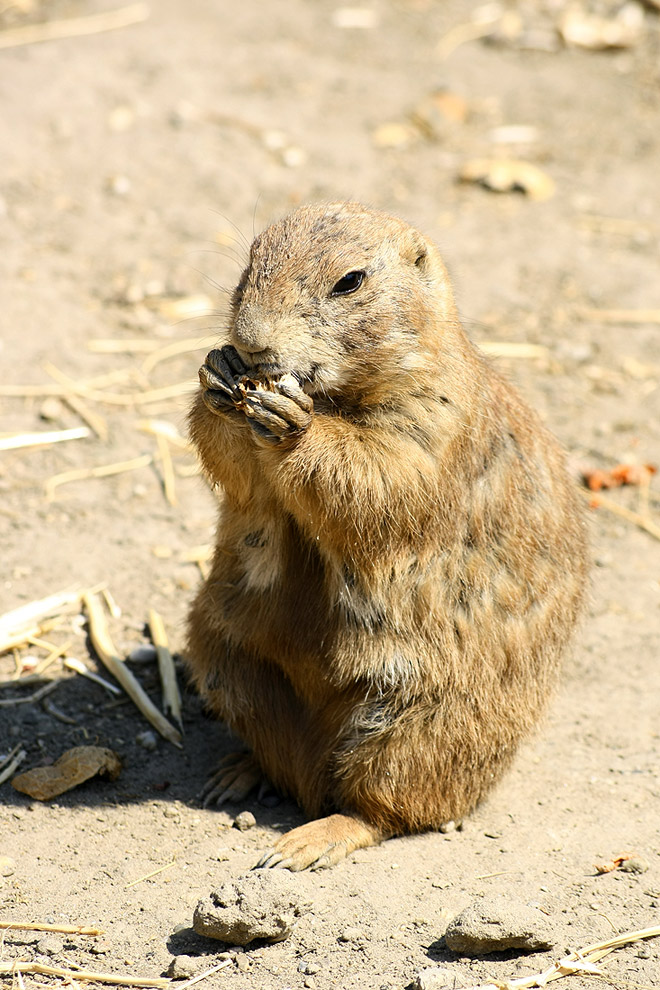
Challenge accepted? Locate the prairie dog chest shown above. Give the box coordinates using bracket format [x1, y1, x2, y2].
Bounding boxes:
[232, 516, 284, 593]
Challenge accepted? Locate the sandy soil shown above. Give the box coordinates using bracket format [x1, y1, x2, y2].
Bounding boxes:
[1, 2, 659, 988]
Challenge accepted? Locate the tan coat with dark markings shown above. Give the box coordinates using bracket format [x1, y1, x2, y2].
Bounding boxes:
[186, 202, 588, 870]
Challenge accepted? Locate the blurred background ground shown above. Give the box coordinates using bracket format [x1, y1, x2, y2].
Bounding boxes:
[1, 2, 659, 988]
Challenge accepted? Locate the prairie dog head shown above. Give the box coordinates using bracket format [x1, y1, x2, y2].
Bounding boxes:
[227, 203, 459, 400]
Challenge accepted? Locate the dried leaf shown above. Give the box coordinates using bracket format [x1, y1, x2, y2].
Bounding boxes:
[12, 745, 121, 800]
[583, 462, 656, 491]
[594, 851, 636, 874]
[459, 158, 555, 201]
[411, 89, 468, 139]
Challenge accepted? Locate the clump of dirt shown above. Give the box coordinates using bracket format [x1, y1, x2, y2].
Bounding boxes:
[193, 871, 312, 945]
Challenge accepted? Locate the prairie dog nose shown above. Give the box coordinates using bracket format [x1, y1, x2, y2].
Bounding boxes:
[232, 303, 273, 353]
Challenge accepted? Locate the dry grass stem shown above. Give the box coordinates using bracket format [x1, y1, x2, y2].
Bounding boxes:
[584, 489, 660, 541]
[140, 333, 219, 374]
[0, 960, 167, 987]
[176, 462, 201, 478]
[463, 924, 660, 990]
[0, 625, 44, 655]
[132, 381, 197, 406]
[137, 419, 191, 451]
[0, 674, 51, 689]
[437, 13, 499, 59]
[0, 922, 103, 935]
[479, 342, 549, 359]
[176, 960, 233, 989]
[146, 293, 214, 322]
[0, 681, 58, 708]
[155, 433, 177, 506]
[148, 608, 182, 728]
[23, 636, 60, 654]
[88, 339, 162, 354]
[44, 360, 150, 405]
[83, 592, 182, 747]
[45, 360, 196, 408]
[64, 656, 122, 696]
[580, 307, 660, 325]
[88, 381, 196, 406]
[0, 589, 85, 647]
[62, 393, 109, 441]
[0, 368, 132, 399]
[578, 214, 654, 235]
[45, 453, 153, 499]
[102, 587, 122, 619]
[42, 697, 78, 724]
[181, 544, 212, 580]
[0, 3, 150, 51]
[32, 639, 73, 675]
[0, 368, 195, 407]
[124, 858, 176, 888]
[0, 747, 27, 785]
[0, 427, 90, 452]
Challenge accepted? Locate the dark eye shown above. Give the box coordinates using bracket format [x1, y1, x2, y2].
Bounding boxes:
[331, 270, 365, 296]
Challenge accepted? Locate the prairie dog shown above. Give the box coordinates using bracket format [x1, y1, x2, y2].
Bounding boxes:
[186, 202, 587, 871]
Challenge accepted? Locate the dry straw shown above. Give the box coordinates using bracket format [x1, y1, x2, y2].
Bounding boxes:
[462, 924, 660, 990]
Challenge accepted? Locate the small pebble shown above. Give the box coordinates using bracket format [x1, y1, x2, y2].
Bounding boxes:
[167, 955, 204, 979]
[136, 730, 158, 752]
[235, 954, 250, 973]
[37, 935, 64, 956]
[0, 856, 16, 877]
[89, 940, 111, 955]
[233, 810, 256, 831]
[413, 966, 458, 990]
[39, 397, 65, 422]
[128, 645, 158, 663]
[107, 105, 136, 132]
[338, 926, 363, 943]
[620, 856, 649, 874]
[106, 174, 132, 197]
[298, 960, 321, 974]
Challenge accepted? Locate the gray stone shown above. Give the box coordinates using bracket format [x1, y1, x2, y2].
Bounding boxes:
[37, 935, 64, 956]
[413, 966, 459, 990]
[444, 898, 557, 956]
[193, 871, 311, 945]
[233, 810, 256, 831]
[0, 856, 16, 877]
[136, 730, 158, 751]
[620, 856, 649, 874]
[167, 955, 204, 979]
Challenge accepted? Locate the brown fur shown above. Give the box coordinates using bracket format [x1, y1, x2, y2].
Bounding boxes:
[186, 202, 588, 869]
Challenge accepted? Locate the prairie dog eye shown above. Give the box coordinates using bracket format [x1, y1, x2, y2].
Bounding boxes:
[330, 270, 365, 296]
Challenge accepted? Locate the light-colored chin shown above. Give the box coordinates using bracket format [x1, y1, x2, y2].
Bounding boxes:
[305, 363, 349, 397]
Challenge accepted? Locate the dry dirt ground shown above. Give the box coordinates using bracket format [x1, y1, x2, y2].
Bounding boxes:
[1, 1, 660, 989]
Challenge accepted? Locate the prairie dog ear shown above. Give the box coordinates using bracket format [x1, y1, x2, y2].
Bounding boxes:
[402, 227, 430, 271]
